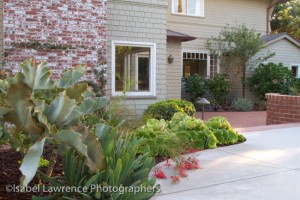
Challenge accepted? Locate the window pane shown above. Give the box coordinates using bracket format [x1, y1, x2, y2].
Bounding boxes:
[115, 46, 150, 92]
[188, 0, 197, 15]
[292, 66, 298, 78]
[174, 0, 187, 14]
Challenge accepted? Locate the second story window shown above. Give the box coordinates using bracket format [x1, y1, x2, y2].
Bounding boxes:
[172, 0, 205, 17]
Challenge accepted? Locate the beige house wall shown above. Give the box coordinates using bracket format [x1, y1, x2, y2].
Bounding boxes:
[166, 39, 182, 99]
[167, 0, 269, 51]
[262, 39, 300, 68]
[0, 0, 3, 68]
[167, 0, 271, 103]
[107, 0, 168, 116]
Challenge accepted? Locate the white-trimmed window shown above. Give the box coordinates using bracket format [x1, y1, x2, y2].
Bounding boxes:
[182, 52, 218, 78]
[112, 41, 156, 97]
[172, 0, 205, 17]
[291, 65, 300, 78]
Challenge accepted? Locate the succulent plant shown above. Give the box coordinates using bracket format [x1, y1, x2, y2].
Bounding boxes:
[0, 59, 108, 186]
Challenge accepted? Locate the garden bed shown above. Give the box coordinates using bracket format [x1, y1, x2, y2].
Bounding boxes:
[0, 145, 63, 200]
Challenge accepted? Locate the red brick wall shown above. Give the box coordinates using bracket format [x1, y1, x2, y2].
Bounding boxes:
[266, 93, 300, 125]
[3, 0, 107, 80]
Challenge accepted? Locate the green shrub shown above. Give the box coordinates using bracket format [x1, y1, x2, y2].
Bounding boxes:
[143, 99, 196, 121]
[247, 62, 295, 99]
[183, 75, 206, 102]
[134, 119, 181, 158]
[231, 98, 253, 112]
[206, 117, 246, 145]
[206, 73, 231, 105]
[289, 78, 300, 96]
[169, 113, 217, 150]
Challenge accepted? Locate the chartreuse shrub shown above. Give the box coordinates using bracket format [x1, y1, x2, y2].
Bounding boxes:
[169, 113, 217, 150]
[206, 117, 246, 145]
[135, 113, 246, 158]
[135, 113, 217, 157]
[35, 124, 158, 200]
[0, 59, 109, 186]
[143, 99, 196, 121]
[134, 119, 181, 157]
[247, 62, 295, 99]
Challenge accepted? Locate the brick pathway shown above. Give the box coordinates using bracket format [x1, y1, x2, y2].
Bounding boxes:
[196, 111, 267, 128]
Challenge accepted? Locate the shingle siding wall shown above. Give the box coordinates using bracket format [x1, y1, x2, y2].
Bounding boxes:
[107, 0, 168, 116]
[166, 39, 182, 99]
[168, 0, 269, 102]
[3, 0, 107, 80]
[262, 39, 300, 68]
[167, 0, 269, 52]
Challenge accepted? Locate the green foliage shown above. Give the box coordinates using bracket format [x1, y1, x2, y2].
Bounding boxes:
[39, 158, 50, 168]
[135, 113, 218, 157]
[231, 98, 253, 112]
[0, 58, 108, 186]
[289, 78, 300, 96]
[182, 75, 206, 102]
[206, 117, 246, 145]
[36, 124, 158, 200]
[247, 62, 295, 99]
[134, 119, 181, 158]
[206, 74, 231, 105]
[143, 99, 196, 121]
[271, 0, 300, 40]
[207, 24, 274, 98]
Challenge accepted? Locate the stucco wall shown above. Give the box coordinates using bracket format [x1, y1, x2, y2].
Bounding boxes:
[3, 0, 107, 80]
[166, 38, 182, 99]
[107, 0, 168, 116]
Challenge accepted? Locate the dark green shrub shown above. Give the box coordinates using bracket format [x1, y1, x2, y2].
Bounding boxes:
[247, 62, 295, 99]
[206, 116, 246, 145]
[183, 75, 206, 102]
[231, 98, 253, 112]
[143, 99, 196, 121]
[289, 78, 300, 95]
[206, 73, 231, 105]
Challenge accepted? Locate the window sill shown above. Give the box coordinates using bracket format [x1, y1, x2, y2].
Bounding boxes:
[171, 13, 205, 19]
[111, 95, 157, 100]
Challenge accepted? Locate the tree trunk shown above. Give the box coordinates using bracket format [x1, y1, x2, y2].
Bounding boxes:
[242, 66, 246, 98]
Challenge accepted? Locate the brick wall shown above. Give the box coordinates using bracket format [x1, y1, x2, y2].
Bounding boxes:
[3, 0, 107, 80]
[266, 93, 300, 125]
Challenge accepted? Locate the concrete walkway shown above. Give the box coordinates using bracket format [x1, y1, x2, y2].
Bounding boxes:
[152, 125, 300, 200]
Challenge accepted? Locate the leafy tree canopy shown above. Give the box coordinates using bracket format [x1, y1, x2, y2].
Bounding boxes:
[271, 0, 300, 40]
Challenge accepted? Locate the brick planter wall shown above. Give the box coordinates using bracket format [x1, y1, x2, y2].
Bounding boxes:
[266, 93, 300, 125]
[3, 0, 107, 80]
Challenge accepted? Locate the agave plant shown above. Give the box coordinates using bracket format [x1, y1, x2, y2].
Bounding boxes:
[0, 59, 108, 186]
[34, 124, 158, 200]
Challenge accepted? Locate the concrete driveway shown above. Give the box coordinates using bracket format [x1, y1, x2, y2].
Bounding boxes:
[152, 125, 300, 200]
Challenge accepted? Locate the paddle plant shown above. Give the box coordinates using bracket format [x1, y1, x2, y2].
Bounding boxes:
[0, 58, 108, 186]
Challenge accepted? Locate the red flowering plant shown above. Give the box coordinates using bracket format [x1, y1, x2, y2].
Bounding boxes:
[153, 167, 167, 179]
[170, 175, 181, 184]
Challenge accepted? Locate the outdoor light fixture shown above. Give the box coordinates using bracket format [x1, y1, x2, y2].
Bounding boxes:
[168, 55, 174, 64]
[198, 98, 210, 120]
